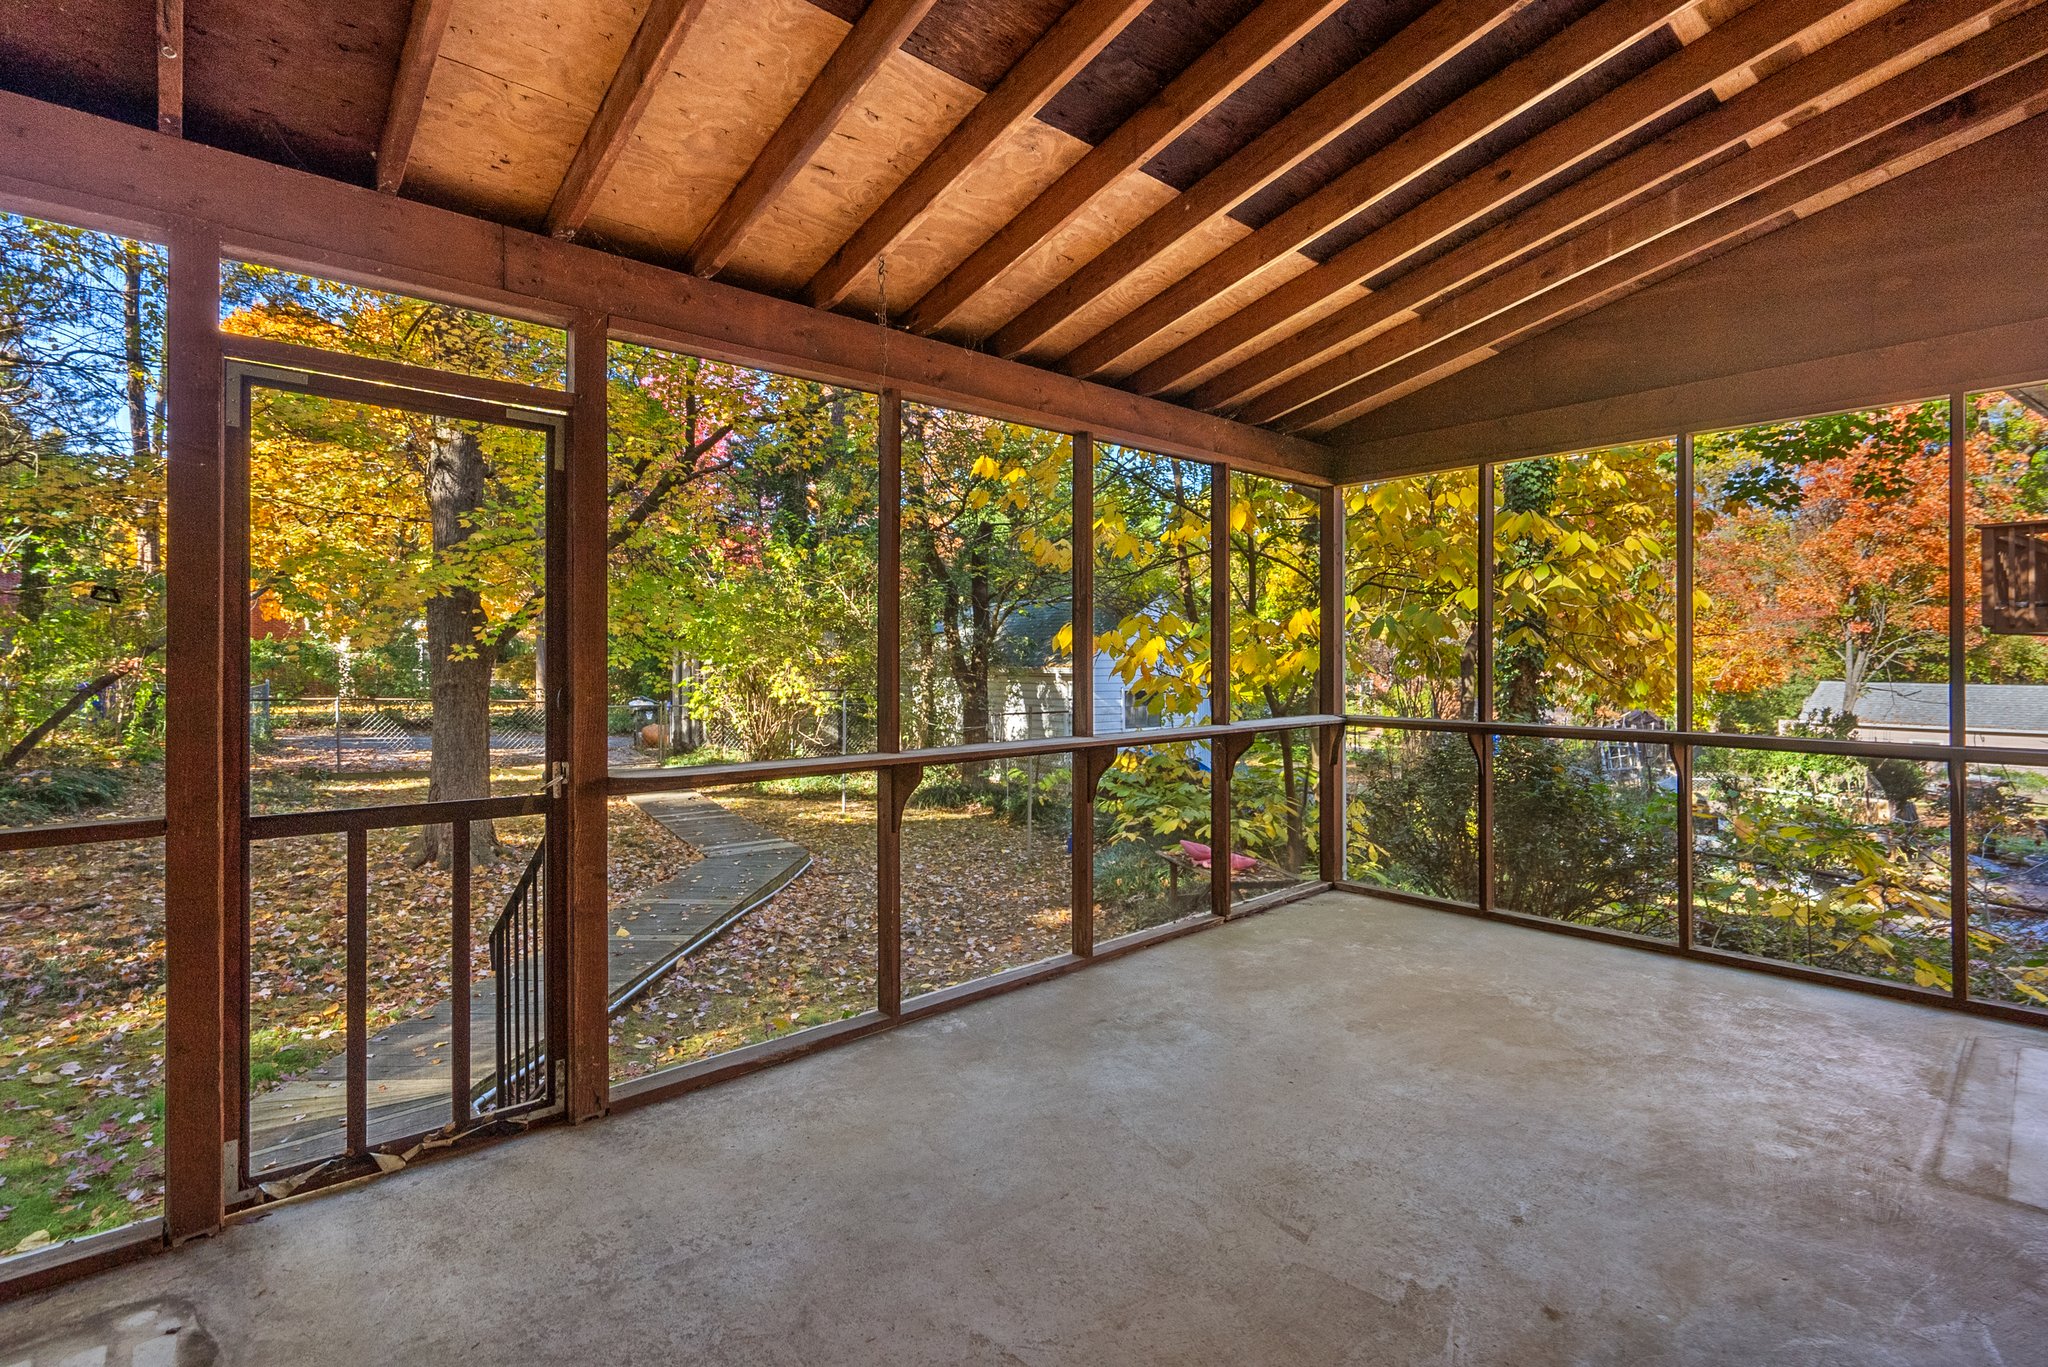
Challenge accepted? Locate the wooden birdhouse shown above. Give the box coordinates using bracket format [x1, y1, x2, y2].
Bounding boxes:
[1980, 520, 2048, 634]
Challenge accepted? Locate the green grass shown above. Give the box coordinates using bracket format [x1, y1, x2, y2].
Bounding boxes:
[247, 1029, 327, 1091]
[0, 1034, 165, 1254]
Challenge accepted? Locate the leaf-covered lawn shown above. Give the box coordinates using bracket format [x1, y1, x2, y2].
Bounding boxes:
[4, 755, 1207, 1252]
[611, 787, 1103, 1078]
[0, 834, 165, 1258]
[608, 784, 1198, 1080]
[1, 753, 690, 1255]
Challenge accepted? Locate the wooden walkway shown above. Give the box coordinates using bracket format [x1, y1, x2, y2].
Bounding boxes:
[246, 792, 808, 1176]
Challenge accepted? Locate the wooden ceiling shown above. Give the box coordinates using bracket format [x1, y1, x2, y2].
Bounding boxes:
[7, 0, 2048, 446]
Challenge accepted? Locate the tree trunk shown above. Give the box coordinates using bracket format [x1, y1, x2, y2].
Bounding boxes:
[123, 241, 161, 578]
[412, 426, 500, 869]
[1, 640, 165, 770]
[17, 532, 44, 623]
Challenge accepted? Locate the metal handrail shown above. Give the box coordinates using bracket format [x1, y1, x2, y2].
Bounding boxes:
[487, 839, 549, 1111]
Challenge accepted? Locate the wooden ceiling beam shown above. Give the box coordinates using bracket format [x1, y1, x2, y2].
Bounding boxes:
[686, 0, 942, 279]
[899, 0, 1353, 337]
[1067, 0, 1833, 385]
[546, 0, 716, 239]
[1175, 0, 2025, 410]
[156, 0, 183, 138]
[1246, 14, 2048, 430]
[803, 0, 1152, 312]
[1303, 64, 2048, 435]
[375, 0, 457, 195]
[1124, 0, 1857, 397]
[984, 0, 1553, 360]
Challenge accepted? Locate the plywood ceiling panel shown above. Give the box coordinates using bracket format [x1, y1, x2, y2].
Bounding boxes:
[0, 0, 152, 129]
[183, 0, 416, 183]
[579, 0, 849, 259]
[721, 49, 984, 292]
[404, 0, 648, 223]
[1032, 211, 1252, 359]
[840, 115, 1094, 319]
[944, 162, 1180, 346]
[1100, 248, 1322, 378]
[405, 57, 598, 224]
[902, 0, 1077, 92]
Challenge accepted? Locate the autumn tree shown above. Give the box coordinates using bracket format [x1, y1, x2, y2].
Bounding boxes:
[1492, 445, 1678, 723]
[899, 408, 1072, 752]
[606, 345, 878, 761]
[1694, 404, 1958, 722]
[0, 214, 168, 776]
[1093, 445, 1211, 727]
[1343, 469, 1479, 719]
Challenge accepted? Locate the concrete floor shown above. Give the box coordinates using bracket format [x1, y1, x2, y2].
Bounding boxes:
[6, 891, 2048, 1366]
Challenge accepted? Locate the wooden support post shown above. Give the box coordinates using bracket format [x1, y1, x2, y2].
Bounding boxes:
[1072, 432, 1095, 952]
[1675, 431, 1695, 951]
[878, 764, 921, 1015]
[451, 828, 472, 1123]
[1950, 390, 1971, 1000]
[564, 313, 611, 1120]
[1318, 482, 1345, 881]
[345, 829, 368, 1155]
[162, 224, 226, 1241]
[1216, 731, 1257, 915]
[1073, 748, 1114, 957]
[879, 390, 903, 755]
[1317, 724, 1344, 884]
[1476, 464, 1497, 913]
[1210, 466, 1233, 917]
[878, 389, 907, 1012]
[1072, 432, 1094, 742]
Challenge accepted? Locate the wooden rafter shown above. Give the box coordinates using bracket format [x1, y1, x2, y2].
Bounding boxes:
[1118, 0, 1853, 398]
[546, 0, 717, 239]
[156, 0, 183, 138]
[686, 0, 942, 279]
[1061, 0, 1841, 384]
[1246, 10, 2048, 430]
[803, 0, 1152, 312]
[376, 0, 457, 195]
[1307, 57, 2048, 436]
[982, 0, 1550, 359]
[899, 0, 1354, 337]
[1184, 0, 2029, 414]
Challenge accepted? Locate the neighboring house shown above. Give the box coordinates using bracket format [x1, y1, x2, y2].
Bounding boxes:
[967, 650, 1213, 742]
[960, 600, 1213, 744]
[1798, 680, 2048, 749]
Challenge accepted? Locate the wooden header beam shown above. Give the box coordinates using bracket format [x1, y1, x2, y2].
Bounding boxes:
[0, 90, 1332, 481]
